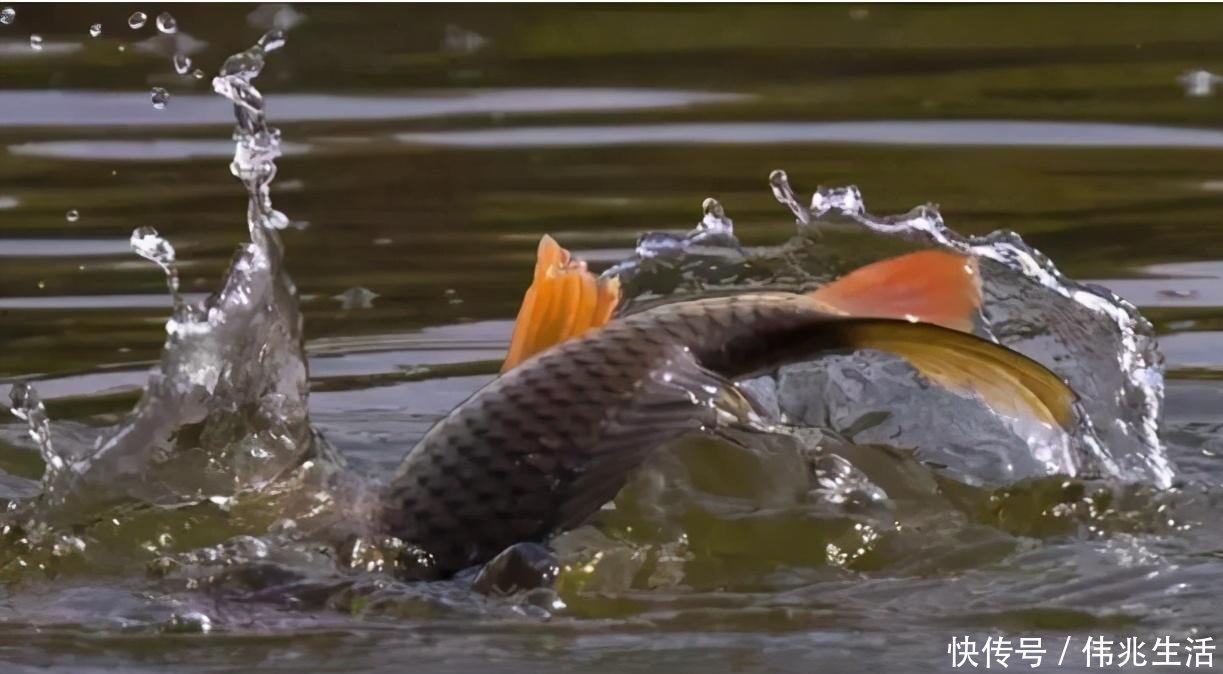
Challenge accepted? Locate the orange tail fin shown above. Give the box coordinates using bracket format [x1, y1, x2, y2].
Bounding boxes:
[502, 235, 620, 372]
[810, 250, 981, 332]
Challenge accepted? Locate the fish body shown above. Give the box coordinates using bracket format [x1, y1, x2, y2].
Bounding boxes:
[379, 243, 1075, 576]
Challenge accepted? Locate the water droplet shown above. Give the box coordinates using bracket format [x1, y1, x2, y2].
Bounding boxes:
[192, 68, 204, 79]
[258, 29, 285, 52]
[130, 226, 183, 310]
[65, 209, 80, 222]
[117, 44, 126, 52]
[0, 7, 14, 25]
[769, 169, 811, 226]
[128, 11, 147, 29]
[810, 184, 865, 217]
[150, 86, 169, 110]
[28, 34, 41, 51]
[8, 383, 66, 478]
[155, 11, 177, 33]
[173, 53, 192, 75]
[698, 197, 734, 234]
[89, 22, 102, 37]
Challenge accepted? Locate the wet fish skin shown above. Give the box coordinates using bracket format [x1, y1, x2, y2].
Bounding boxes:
[378, 248, 1076, 577]
[378, 293, 819, 575]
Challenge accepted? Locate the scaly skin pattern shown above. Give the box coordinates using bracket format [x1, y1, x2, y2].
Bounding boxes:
[378, 293, 829, 576]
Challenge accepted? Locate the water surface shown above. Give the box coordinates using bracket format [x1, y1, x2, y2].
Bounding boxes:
[3, 4, 1223, 673]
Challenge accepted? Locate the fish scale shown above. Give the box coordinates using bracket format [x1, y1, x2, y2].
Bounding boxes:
[379, 287, 1076, 576]
[383, 296, 819, 572]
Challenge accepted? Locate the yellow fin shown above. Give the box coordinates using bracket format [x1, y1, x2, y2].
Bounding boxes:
[502, 235, 621, 372]
[830, 319, 1076, 430]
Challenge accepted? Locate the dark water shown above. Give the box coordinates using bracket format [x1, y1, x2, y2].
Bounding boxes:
[3, 4, 1223, 673]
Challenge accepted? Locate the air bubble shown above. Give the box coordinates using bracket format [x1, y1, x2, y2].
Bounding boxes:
[29, 34, 41, 51]
[173, 53, 192, 75]
[89, 23, 102, 37]
[0, 7, 13, 25]
[65, 209, 80, 222]
[128, 11, 147, 29]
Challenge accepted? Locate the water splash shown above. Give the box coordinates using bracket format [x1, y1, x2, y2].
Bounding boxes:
[17, 30, 329, 521]
[7, 384, 67, 482]
[604, 195, 751, 305]
[781, 171, 1168, 486]
[608, 170, 1171, 487]
[212, 29, 291, 236]
[128, 12, 147, 30]
[129, 226, 182, 311]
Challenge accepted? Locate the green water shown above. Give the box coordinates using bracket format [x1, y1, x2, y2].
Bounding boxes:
[2, 4, 1223, 672]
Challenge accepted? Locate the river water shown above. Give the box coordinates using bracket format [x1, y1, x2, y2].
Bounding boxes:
[2, 4, 1223, 673]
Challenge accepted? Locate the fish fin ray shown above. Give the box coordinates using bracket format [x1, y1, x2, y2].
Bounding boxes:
[827, 318, 1077, 430]
[811, 250, 981, 332]
[503, 235, 621, 372]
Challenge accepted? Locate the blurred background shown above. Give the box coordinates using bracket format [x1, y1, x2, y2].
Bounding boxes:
[4, 4, 1223, 386]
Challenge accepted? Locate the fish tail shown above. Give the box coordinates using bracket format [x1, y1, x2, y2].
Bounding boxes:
[810, 319, 1077, 429]
[715, 250, 1075, 430]
[810, 249, 981, 332]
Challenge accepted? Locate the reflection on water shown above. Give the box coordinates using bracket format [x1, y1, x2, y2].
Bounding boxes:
[3, 4, 1223, 674]
[10, 139, 310, 161]
[0, 89, 745, 127]
[399, 120, 1223, 148]
[1088, 261, 1223, 308]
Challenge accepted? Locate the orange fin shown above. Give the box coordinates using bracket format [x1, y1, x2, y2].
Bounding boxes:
[502, 235, 621, 372]
[810, 250, 981, 332]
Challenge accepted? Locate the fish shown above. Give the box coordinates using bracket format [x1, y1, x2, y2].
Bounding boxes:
[378, 236, 1076, 577]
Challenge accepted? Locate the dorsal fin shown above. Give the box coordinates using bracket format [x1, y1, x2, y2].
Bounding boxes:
[502, 235, 620, 372]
